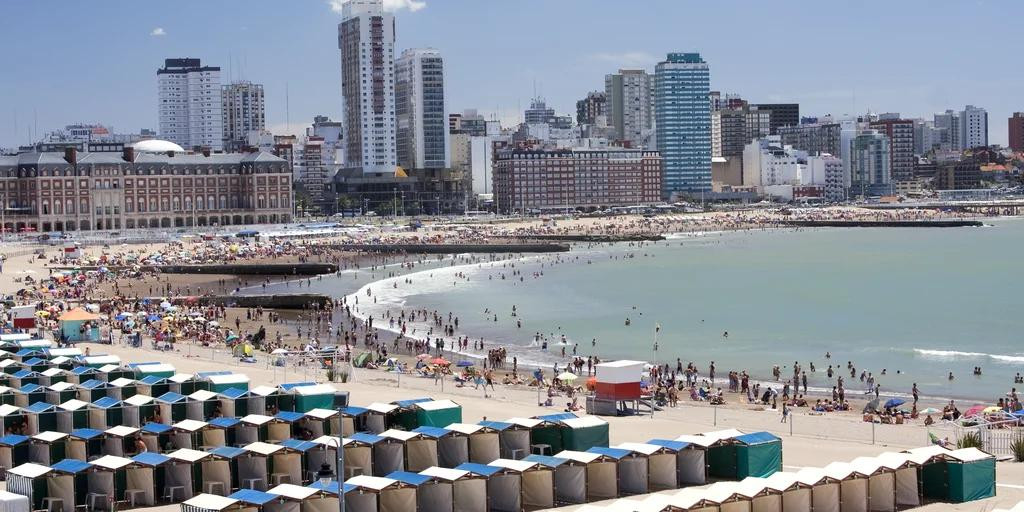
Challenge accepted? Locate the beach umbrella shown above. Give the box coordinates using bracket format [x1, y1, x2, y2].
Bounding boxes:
[920, 407, 940, 414]
[271, 349, 288, 355]
[863, 398, 880, 413]
[455, 361, 474, 368]
[208, 321, 219, 327]
[964, 405, 985, 417]
[114, 313, 129, 321]
[883, 398, 905, 409]
[225, 334, 239, 342]
[982, 406, 1002, 413]
[557, 372, 578, 382]
[416, 354, 432, 360]
[432, 357, 450, 365]
[147, 315, 160, 322]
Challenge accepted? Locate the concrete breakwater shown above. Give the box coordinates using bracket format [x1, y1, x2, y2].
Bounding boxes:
[777, 219, 984, 228]
[334, 243, 570, 254]
[515, 234, 666, 242]
[164, 293, 333, 309]
[57, 263, 337, 275]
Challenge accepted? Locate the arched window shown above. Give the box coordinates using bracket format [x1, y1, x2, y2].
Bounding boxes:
[54, 201, 62, 215]
[196, 196, 205, 210]
[219, 195, 227, 209]
[208, 195, 215, 210]
[66, 199, 74, 214]
[41, 200, 49, 215]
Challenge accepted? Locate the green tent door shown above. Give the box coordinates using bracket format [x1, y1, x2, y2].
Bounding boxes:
[921, 462, 948, 500]
[530, 426, 564, 456]
[295, 394, 334, 413]
[706, 444, 738, 479]
[948, 459, 996, 503]
[736, 441, 782, 478]
[561, 425, 608, 452]
[416, 407, 461, 428]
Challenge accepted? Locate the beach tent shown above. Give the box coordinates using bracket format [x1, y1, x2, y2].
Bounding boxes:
[67, 428, 103, 462]
[7, 462, 54, 510]
[652, 438, 708, 486]
[10, 371, 41, 392]
[364, 431, 408, 477]
[416, 426, 467, 468]
[103, 425, 140, 457]
[171, 420, 210, 450]
[187, 390, 221, 421]
[134, 363, 176, 380]
[128, 452, 170, 506]
[793, 467, 841, 512]
[48, 384, 79, 409]
[277, 382, 320, 413]
[135, 376, 170, 399]
[166, 448, 211, 500]
[269, 444, 305, 487]
[267, 483, 321, 512]
[182, 494, 243, 512]
[207, 417, 241, 448]
[0, 359, 22, 376]
[0, 434, 29, 470]
[454, 463, 503, 508]
[588, 446, 649, 496]
[87, 455, 134, 509]
[207, 446, 247, 495]
[478, 421, 529, 461]
[23, 402, 57, 434]
[383, 429, 438, 473]
[336, 434, 378, 480]
[0, 386, 12, 406]
[306, 482, 345, 512]
[528, 414, 571, 456]
[238, 442, 283, 491]
[49, 458, 92, 511]
[106, 378, 136, 401]
[918, 447, 996, 503]
[67, 366, 97, 385]
[249, 385, 282, 416]
[168, 373, 200, 396]
[340, 407, 370, 437]
[300, 408, 339, 437]
[79, 355, 120, 370]
[43, 347, 83, 362]
[280, 439, 320, 484]
[228, 489, 278, 511]
[76, 379, 109, 404]
[219, 388, 252, 418]
[123, 394, 156, 428]
[703, 481, 752, 512]
[22, 358, 52, 375]
[156, 392, 188, 423]
[526, 452, 596, 504]
[763, 471, 813, 512]
[291, 385, 335, 413]
[38, 368, 66, 387]
[386, 471, 442, 512]
[239, 414, 274, 445]
[140, 422, 173, 453]
[58, 308, 101, 343]
[270, 412, 306, 442]
[487, 459, 555, 512]
[345, 475, 417, 512]
[364, 403, 399, 434]
[88, 397, 123, 430]
[0, 403, 24, 432]
[616, 442, 678, 491]
[420, 466, 487, 512]
[736, 477, 783, 512]
[823, 462, 869, 512]
[12, 384, 45, 410]
[850, 457, 899, 512]
[208, 374, 251, 394]
[561, 416, 610, 452]
[444, 423, 500, 466]
[391, 399, 434, 431]
[414, 400, 462, 428]
[702, 431, 781, 480]
[28, 431, 67, 466]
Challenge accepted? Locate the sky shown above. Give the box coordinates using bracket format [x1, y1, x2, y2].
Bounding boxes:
[2, 0, 1022, 150]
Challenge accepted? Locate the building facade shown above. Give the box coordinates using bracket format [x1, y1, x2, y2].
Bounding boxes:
[605, 70, 654, 148]
[157, 58, 223, 151]
[654, 53, 711, 196]
[959, 105, 988, 150]
[778, 122, 843, 157]
[1010, 113, 1024, 153]
[0, 147, 291, 233]
[492, 147, 662, 213]
[869, 118, 915, 182]
[849, 131, 891, 196]
[338, 0, 397, 174]
[933, 110, 960, 151]
[221, 81, 266, 152]
[576, 91, 606, 126]
[395, 48, 449, 171]
[752, 103, 799, 135]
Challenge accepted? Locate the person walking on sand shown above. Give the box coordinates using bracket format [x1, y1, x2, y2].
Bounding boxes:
[781, 402, 789, 423]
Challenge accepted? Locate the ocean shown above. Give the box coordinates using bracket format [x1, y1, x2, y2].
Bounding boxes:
[261, 217, 1024, 403]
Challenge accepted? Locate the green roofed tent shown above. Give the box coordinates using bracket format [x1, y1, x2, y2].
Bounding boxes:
[735, 431, 782, 478]
[291, 384, 336, 413]
[135, 364, 176, 380]
[415, 400, 462, 428]
[206, 374, 250, 394]
[918, 447, 996, 503]
[560, 416, 609, 452]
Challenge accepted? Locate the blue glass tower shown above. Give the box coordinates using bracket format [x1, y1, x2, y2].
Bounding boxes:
[654, 53, 711, 198]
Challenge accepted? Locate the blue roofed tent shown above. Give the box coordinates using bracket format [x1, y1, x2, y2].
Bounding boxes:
[140, 422, 172, 453]
[88, 397, 123, 430]
[479, 420, 531, 461]
[229, 489, 277, 508]
[652, 437, 708, 485]
[615, 442, 680, 493]
[156, 392, 188, 423]
[207, 417, 241, 448]
[382, 430, 436, 474]
[76, 379, 108, 404]
[455, 462, 503, 509]
[23, 401, 57, 434]
[279, 439, 320, 482]
[66, 366, 97, 385]
[28, 431, 67, 466]
[21, 358, 51, 374]
[0, 433, 29, 469]
[128, 452, 170, 506]
[269, 411, 306, 442]
[135, 375, 169, 399]
[916, 447, 996, 503]
[588, 446, 650, 496]
[735, 432, 783, 479]
[7, 462, 54, 509]
[445, 423, 500, 465]
[13, 383, 45, 410]
[10, 371, 40, 393]
[218, 388, 251, 418]
[339, 407, 370, 437]
[344, 475, 417, 512]
[419, 466, 488, 512]
[67, 428, 103, 461]
[50, 458, 93, 511]
[207, 446, 248, 493]
[415, 426, 470, 469]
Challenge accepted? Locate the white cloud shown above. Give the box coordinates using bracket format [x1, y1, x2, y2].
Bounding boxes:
[150, 27, 166, 37]
[588, 51, 659, 69]
[328, 0, 426, 13]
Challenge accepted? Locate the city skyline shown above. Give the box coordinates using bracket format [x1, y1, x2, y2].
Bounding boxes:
[2, 0, 1023, 150]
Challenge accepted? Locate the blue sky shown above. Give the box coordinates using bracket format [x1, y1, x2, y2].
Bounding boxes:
[2, 0, 1021, 149]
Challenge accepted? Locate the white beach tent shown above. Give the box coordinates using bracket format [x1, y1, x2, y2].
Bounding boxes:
[875, 452, 921, 508]
[167, 448, 211, 500]
[616, 442, 678, 491]
[373, 430, 419, 474]
[238, 414, 274, 445]
[850, 457, 897, 512]
[239, 442, 284, 491]
[266, 484, 318, 512]
[551, 450, 617, 503]
[794, 467, 840, 512]
[171, 419, 210, 450]
[345, 475, 417, 512]
[488, 458, 554, 512]
[182, 494, 242, 512]
[88, 455, 133, 510]
[736, 477, 783, 512]
[763, 471, 812, 512]
[0, 489, 31, 512]
[186, 390, 221, 421]
[122, 394, 154, 428]
[823, 462, 869, 512]
[301, 408, 340, 437]
[500, 418, 543, 459]
[446, 423, 500, 465]
[420, 466, 487, 512]
[103, 425, 139, 458]
[704, 481, 752, 512]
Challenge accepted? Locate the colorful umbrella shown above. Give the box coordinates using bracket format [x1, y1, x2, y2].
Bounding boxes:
[963, 405, 985, 417]
[919, 407, 939, 414]
[982, 406, 1002, 413]
[432, 357, 450, 365]
[416, 354, 432, 360]
[557, 372, 578, 382]
[456, 361, 474, 367]
[883, 398, 905, 409]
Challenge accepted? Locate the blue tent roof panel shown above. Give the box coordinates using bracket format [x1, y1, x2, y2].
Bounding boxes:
[587, 446, 631, 460]
[735, 431, 780, 446]
[70, 428, 103, 440]
[455, 463, 501, 477]
[647, 439, 689, 451]
[393, 398, 432, 408]
[228, 490, 277, 506]
[132, 452, 170, 466]
[523, 454, 569, 467]
[141, 422, 173, 434]
[219, 388, 248, 399]
[386, 471, 432, 486]
[92, 397, 121, 409]
[349, 432, 384, 445]
[24, 402, 54, 414]
[156, 391, 185, 403]
[138, 376, 165, 385]
[210, 446, 247, 459]
[275, 411, 305, 423]
[52, 459, 92, 474]
[536, 412, 577, 423]
[280, 439, 318, 452]
[0, 434, 29, 446]
[477, 420, 514, 431]
[209, 417, 241, 428]
[341, 406, 368, 417]
[278, 381, 316, 391]
[412, 426, 450, 438]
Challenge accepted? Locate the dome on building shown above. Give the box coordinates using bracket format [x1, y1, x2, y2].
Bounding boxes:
[131, 139, 185, 153]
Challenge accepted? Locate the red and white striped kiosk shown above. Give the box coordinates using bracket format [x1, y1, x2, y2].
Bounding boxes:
[594, 360, 644, 401]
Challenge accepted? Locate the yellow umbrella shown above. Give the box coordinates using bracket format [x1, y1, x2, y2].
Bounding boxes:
[982, 406, 1002, 413]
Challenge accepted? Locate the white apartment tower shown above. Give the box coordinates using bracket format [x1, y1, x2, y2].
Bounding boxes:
[157, 58, 223, 151]
[222, 81, 266, 151]
[338, 0, 397, 174]
[959, 105, 988, 150]
[605, 69, 654, 148]
[396, 48, 450, 170]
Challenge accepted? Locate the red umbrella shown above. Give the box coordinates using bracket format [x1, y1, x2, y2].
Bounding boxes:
[432, 357, 450, 365]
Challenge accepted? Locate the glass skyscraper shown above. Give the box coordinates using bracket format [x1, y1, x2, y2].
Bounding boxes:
[655, 53, 711, 197]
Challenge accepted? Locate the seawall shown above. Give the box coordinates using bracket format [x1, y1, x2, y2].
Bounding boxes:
[777, 220, 984, 228]
[331, 243, 570, 254]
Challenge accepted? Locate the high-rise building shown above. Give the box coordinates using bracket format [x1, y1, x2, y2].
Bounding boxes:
[605, 69, 654, 148]
[1009, 113, 1024, 153]
[576, 91, 606, 126]
[912, 119, 943, 155]
[221, 81, 265, 152]
[338, 0, 397, 174]
[449, 109, 487, 136]
[869, 118, 915, 182]
[933, 110, 960, 151]
[751, 104, 799, 134]
[778, 122, 843, 157]
[849, 130, 891, 196]
[959, 105, 988, 150]
[396, 48, 449, 170]
[524, 98, 555, 124]
[157, 58, 223, 151]
[654, 53, 711, 197]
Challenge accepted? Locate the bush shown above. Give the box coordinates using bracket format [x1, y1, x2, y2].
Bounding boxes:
[1011, 433, 1024, 463]
[956, 431, 984, 449]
